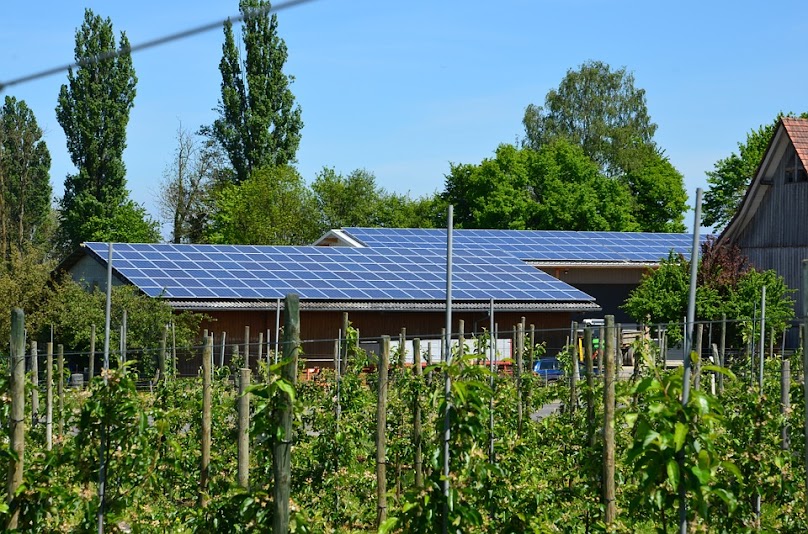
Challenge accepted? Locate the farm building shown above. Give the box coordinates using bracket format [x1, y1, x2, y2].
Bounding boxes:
[718, 117, 808, 322]
[59, 241, 599, 370]
[315, 227, 700, 323]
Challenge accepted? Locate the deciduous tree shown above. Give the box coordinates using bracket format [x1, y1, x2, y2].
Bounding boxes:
[523, 60, 656, 176]
[158, 126, 229, 243]
[209, 0, 303, 184]
[0, 96, 52, 258]
[522, 61, 687, 232]
[56, 9, 154, 251]
[622, 241, 793, 344]
[312, 168, 383, 230]
[442, 141, 637, 231]
[207, 165, 319, 245]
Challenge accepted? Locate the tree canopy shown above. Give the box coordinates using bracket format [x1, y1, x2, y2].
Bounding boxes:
[520, 60, 687, 231]
[206, 165, 320, 245]
[523, 60, 657, 176]
[56, 9, 156, 252]
[702, 113, 808, 229]
[622, 239, 793, 344]
[210, 0, 303, 184]
[0, 96, 52, 258]
[443, 141, 644, 231]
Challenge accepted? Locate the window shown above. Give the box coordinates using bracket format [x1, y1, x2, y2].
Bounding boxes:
[784, 145, 808, 183]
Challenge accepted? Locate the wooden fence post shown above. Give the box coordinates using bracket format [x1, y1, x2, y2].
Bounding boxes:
[171, 321, 177, 379]
[570, 321, 579, 412]
[341, 312, 349, 375]
[89, 324, 96, 382]
[31, 341, 39, 426]
[516, 322, 524, 435]
[244, 326, 250, 371]
[413, 338, 423, 489]
[376, 335, 390, 528]
[58, 344, 64, 438]
[719, 314, 727, 394]
[274, 294, 299, 534]
[220, 331, 227, 368]
[598, 325, 605, 375]
[585, 327, 595, 447]
[46, 342, 53, 451]
[399, 327, 407, 367]
[199, 335, 212, 508]
[529, 324, 535, 375]
[7, 309, 25, 529]
[159, 326, 167, 384]
[782, 355, 791, 451]
[694, 324, 703, 391]
[603, 315, 617, 525]
[237, 368, 251, 489]
[257, 332, 263, 371]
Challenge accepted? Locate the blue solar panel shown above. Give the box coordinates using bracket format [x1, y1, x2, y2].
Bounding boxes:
[341, 227, 705, 263]
[83, 242, 594, 304]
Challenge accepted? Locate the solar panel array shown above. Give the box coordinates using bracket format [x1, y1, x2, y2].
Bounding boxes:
[84, 242, 594, 303]
[342, 227, 703, 262]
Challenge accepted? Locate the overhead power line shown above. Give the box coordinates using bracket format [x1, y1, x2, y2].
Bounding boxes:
[0, 0, 320, 93]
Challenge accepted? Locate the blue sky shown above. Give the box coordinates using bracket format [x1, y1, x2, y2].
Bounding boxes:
[3, 0, 808, 235]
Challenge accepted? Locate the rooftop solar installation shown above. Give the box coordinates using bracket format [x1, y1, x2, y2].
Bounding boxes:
[340, 227, 704, 263]
[83, 242, 595, 303]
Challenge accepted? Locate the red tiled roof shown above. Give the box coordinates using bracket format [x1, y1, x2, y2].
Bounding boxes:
[782, 117, 808, 168]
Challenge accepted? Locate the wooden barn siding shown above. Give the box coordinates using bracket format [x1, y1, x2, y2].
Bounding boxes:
[736, 177, 808, 318]
[196, 308, 575, 370]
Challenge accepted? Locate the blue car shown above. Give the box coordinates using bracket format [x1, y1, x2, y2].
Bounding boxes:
[533, 357, 563, 381]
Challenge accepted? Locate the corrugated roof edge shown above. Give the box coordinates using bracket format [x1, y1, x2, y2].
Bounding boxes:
[168, 300, 601, 312]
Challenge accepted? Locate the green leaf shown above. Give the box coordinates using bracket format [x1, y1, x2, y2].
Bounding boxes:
[698, 448, 710, 471]
[377, 517, 399, 534]
[666, 458, 680, 488]
[276, 380, 296, 402]
[673, 421, 687, 452]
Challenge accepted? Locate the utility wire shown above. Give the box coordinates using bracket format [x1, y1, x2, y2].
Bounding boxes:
[0, 0, 320, 93]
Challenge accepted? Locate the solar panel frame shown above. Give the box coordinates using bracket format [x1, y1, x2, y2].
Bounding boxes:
[84, 242, 596, 304]
[342, 227, 703, 263]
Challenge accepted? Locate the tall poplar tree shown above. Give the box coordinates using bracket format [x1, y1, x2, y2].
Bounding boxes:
[0, 96, 52, 257]
[56, 9, 158, 252]
[210, 0, 303, 184]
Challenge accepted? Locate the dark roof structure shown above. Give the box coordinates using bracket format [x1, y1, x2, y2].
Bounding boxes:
[75, 242, 598, 312]
[317, 227, 702, 265]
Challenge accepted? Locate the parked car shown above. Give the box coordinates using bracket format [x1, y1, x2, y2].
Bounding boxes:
[533, 356, 563, 381]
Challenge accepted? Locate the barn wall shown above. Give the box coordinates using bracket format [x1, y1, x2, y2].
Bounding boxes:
[196, 308, 577, 370]
[736, 164, 808, 317]
[69, 255, 127, 291]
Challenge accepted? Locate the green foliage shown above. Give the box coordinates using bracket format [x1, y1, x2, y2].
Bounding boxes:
[56, 9, 151, 253]
[3, 311, 808, 531]
[312, 167, 443, 233]
[64, 195, 160, 246]
[0, 96, 52, 257]
[444, 142, 639, 231]
[623, 243, 794, 345]
[623, 252, 690, 336]
[703, 113, 808, 229]
[523, 60, 657, 177]
[45, 278, 203, 377]
[207, 165, 321, 245]
[531, 139, 638, 231]
[521, 60, 688, 232]
[623, 363, 740, 527]
[621, 151, 687, 233]
[210, 0, 303, 184]
[312, 168, 382, 230]
[0, 246, 53, 344]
